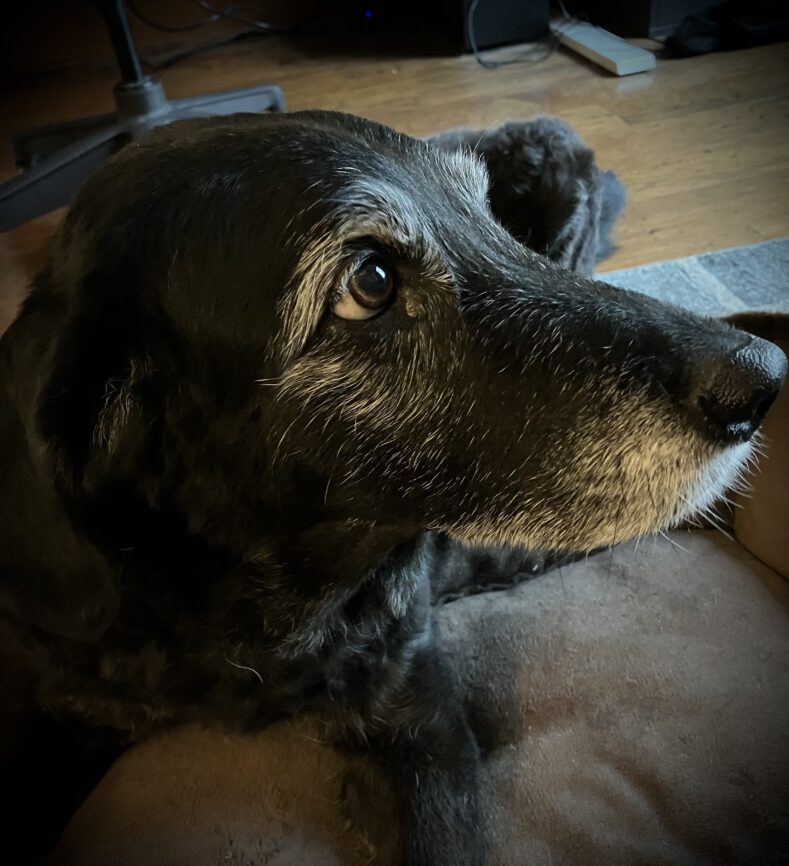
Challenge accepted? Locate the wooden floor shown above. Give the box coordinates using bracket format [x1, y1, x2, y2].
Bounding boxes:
[1, 29, 788, 320]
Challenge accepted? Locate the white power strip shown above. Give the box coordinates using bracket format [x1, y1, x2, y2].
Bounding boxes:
[557, 21, 657, 76]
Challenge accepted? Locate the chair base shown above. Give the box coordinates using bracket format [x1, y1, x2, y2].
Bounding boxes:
[0, 80, 286, 233]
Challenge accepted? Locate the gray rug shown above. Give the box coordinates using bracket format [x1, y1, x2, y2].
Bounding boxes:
[602, 238, 789, 315]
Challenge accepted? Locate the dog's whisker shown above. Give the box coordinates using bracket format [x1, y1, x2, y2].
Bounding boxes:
[658, 529, 691, 555]
[224, 655, 264, 685]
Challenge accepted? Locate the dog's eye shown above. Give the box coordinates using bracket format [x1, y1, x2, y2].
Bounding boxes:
[333, 257, 396, 321]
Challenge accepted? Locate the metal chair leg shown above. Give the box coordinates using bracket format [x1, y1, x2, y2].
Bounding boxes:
[0, 0, 285, 233]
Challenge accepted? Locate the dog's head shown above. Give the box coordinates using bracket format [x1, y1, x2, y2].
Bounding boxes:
[1, 111, 785, 640]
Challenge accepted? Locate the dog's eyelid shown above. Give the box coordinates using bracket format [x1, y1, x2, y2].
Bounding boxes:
[342, 226, 439, 265]
[334, 249, 393, 292]
[343, 234, 403, 264]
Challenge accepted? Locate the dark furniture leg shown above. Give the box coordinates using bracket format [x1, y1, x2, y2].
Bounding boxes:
[0, 0, 285, 232]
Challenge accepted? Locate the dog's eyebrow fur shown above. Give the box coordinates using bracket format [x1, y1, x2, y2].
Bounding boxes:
[278, 149, 488, 365]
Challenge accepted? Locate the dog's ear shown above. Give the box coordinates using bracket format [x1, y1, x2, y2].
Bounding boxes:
[0, 402, 122, 641]
[36, 260, 166, 496]
[0, 262, 167, 641]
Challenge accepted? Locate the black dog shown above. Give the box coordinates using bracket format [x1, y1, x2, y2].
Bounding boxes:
[0, 111, 785, 865]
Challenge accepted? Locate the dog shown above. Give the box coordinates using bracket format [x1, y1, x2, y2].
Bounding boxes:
[0, 110, 785, 866]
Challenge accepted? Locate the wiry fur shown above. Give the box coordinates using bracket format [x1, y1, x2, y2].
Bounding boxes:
[428, 117, 627, 274]
[0, 111, 783, 866]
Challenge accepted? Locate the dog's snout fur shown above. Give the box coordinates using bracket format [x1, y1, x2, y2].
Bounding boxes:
[0, 110, 783, 866]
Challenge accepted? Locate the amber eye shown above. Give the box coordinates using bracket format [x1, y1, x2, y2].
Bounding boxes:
[333, 256, 397, 320]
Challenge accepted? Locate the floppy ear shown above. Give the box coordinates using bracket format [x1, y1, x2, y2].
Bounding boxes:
[0, 400, 121, 642]
[35, 254, 167, 490]
[0, 267, 165, 642]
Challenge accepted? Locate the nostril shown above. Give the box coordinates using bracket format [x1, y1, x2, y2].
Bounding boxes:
[694, 336, 787, 445]
[697, 389, 776, 444]
[753, 390, 779, 424]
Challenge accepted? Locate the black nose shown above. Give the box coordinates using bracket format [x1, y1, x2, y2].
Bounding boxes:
[695, 336, 787, 444]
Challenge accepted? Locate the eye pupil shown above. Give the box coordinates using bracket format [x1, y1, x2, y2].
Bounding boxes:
[360, 263, 387, 294]
[349, 257, 395, 310]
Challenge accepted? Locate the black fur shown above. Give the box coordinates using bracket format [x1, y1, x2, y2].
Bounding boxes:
[0, 111, 783, 866]
[429, 117, 626, 275]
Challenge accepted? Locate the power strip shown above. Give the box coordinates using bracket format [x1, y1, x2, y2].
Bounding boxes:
[557, 21, 657, 76]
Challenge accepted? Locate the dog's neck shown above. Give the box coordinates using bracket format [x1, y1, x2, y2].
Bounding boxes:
[87, 479, 427, 640]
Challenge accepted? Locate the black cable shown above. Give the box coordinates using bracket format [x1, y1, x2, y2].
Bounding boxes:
[139, 28, 274, 71]
[466, 0, 559, 69]
[132, 1, 297, 71]
[128, 1, 283, 34]
[127, 0, 221, 32]
[191, 0, 282, 32]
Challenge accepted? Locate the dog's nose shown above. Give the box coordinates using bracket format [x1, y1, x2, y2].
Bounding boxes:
[695, 336, 787, 444]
